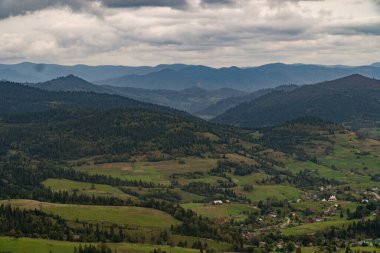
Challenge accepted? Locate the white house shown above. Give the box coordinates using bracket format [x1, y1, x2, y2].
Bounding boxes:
[328, 195, 337, 201]
[213, 200, 223, 205]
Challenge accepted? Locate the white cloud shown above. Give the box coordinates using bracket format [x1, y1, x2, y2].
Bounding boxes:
[0, 0, 379, 66]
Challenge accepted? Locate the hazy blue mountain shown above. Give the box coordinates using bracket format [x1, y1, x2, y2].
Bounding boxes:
[97, 65, 293, 90]
[2, 62, 380, 91]
[29, 75, 247, 113]
[213, 75, 380, 128]
[97, 63, 380, 91]
[0, 62, 188, 83]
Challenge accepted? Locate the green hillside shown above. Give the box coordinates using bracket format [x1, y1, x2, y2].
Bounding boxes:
[214, 75, 380, 128]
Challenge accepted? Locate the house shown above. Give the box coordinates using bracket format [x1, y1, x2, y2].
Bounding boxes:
[328, 195, 337, 201]
[276, 242, 284, 249]
[358, 240, 373, 247]
[225, 200, 231, 203]
[322, 198, 327, 202]
[362, 199, 369, 204]
[213, 200, 223, 205]
[269, 212, 277, 218]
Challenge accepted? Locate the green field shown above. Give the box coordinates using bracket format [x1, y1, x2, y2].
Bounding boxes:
[292, 201, 360, 213]
[0, 237, 198, 253]
[319, 134, 380, 175]
[286, 160, 370, 184]
[282, 218, 357, 236]
[75, 158, 217, 184]
[238, 185, 304, 201]
[1, 199, 179, 229]
[230, 173, 272, 186]
[42, 178, 136, 200]
[169, 235, 232, 252]
[181, 203, 254, 220]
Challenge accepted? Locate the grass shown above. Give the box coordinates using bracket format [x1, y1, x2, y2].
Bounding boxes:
[75, 158, 217, 185]
[319, 133, 380, 175]
[230, 173, 272, 186]
[224, 153, 258, 165]
[181, 203, 254, 220]
[0, 237, 198, 253]
[169, 235, 232, 252]
[0, 199, 179, 229]
[287, 160, 371, 184]
[282, 217, 357, 236]
[42, 178, 136, 200]
[237, 185, 304, 201]
[339, 246, 380, 253]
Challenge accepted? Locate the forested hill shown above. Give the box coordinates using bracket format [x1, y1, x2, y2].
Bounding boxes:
[0, 80, 184, 116]
[213, 74, 380, 128]
[0, 106, 254, 161]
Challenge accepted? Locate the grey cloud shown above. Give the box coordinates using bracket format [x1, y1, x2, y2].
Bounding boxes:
[0, 0, 188, 19]
[330, 22, 380, 36]
[0, 0, 92, 19]
[0, 0, 379, 67]
[100, 0, 187, 8]
[201, 0, 234, 4]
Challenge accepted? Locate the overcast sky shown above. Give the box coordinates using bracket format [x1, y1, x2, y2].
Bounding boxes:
[0, 0, 379, 67]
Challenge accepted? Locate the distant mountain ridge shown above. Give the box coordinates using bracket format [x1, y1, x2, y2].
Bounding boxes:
[0, 62, 183, 83]
[213, 75, 380, 128]
[1, 62, 380, 91]
[28, 75, 247, 113]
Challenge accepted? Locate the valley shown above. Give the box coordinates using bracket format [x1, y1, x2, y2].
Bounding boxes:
[2, 1, 380, 252]
[2, 79, 380, 252]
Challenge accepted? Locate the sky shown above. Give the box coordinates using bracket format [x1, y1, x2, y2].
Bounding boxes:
[0, 0, 379, 67]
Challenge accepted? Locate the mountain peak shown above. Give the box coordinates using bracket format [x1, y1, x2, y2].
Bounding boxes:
[321, 74, 380, 89]
[31, 75, 105, 93]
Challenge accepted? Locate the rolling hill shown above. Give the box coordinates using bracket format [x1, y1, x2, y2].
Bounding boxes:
[213, 75, 380, 128]
[196, 84, 297, 118]
[0, 79, 183, 116]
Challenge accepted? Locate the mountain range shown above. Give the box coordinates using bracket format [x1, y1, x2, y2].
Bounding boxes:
[1, 62, 380, 91]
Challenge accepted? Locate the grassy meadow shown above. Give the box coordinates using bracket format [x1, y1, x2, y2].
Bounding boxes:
[42, 178, 136, 200]
[0, 199, 179, 229]
[75, 157, 217, 185]
[0, 237, 199, 253]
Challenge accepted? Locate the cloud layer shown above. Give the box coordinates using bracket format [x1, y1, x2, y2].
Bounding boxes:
[0, 0, 379, 66]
